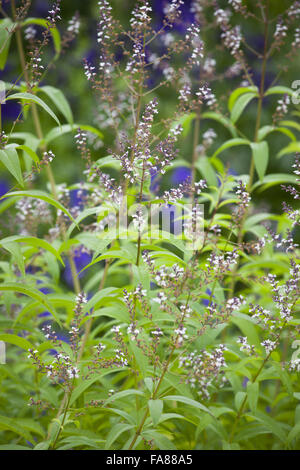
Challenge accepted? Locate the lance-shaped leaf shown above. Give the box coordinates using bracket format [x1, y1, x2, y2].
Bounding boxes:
[228, 86, 259, 112]
[0, 18, 15, 70]
[44, 123, 103, 144]
[6, 92, 60, 126]
[0, 147, 24, 187]
[250, 141, 269, 180]
[0, 283, 59, 324]
[0, 235, 64, 265]
[38, 86, 73, 124]
[0, 190, 76, 224]
[230, 92, 258, 124]
[212, 138, 250, 160]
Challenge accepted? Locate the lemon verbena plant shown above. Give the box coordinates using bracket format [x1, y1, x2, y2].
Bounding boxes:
[0, 0, 299, 451]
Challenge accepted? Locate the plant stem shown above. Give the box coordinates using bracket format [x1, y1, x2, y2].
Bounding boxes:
[128, 295, 191, 450]
[229, 4, 269, 295]
[12, 1, 81, 295]
[191, 108, 201, 188]
[77, 258, 111, 362]
[51, 386, 73, 450]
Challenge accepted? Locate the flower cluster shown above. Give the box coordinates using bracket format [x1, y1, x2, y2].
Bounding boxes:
[221, 25, 242, 57]
[47, 1, 62, 27]
[237, 336, 255, 355]
[206, 249, 239, 276]
[179, 345, 227, 399]
[196, 84, 217, 107]
[185, 23, 204, 67]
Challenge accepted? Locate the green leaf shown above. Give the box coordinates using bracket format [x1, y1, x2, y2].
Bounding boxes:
[235, 391, 246, 411]
[250, 141, 269, 180]
[257, 125, 296, 142]
[0, 235, 64, 265]
[231, 315, 260, 348]
[3, 241, 25, 276]
[16, 145, 39, 165]
[0, 444, 31, 450]
[251, 173, 297, 192]
[38, 86, 73, 124]
[0, 148, 24, 187]
[230, 93, 257, 124]
[279, 120, 300, 132]
[105, 423, 134, 450]
[264, 86, 294, 98]
[247, 381, 259, 413]
[58, 436, 105, 450]
[228, 86, 258, 112]
[0, 333, 32, 351]
[22, 18, 61, 57]
[202, 111, 238, 137]
[0, 19, 14, 70]
[144, 377, 154, 394]
[84, 287, 119, 312]
[162, 395, 213, 416]
[277, 142, 300, 157]
[235, 425, 270, 443]
[1, 190, 76, 223]
[95, 155, 120, 170]
[104, 389, 145, 406]
[6, 92, 60, 126]
[195, 156, 218, 187]
[287, 423, 300, 444]
[211, 138, 250, 160]
[0, 283, 59, 324]
[45, 124, 103, 144]
[149, 399, 164, 427]
[129, 340, 149, 377]
[172, 112, 196, 137]
[248, 411, 288, 442]
[0, 415, 32, 441]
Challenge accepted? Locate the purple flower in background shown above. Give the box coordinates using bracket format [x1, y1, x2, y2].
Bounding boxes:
[70, 188, 87, 209]
[37, 281, 53, 318]
[0, 179, 10, 200]
[152, 0, 194, 32]
[242, 376, 249, 388]
[49, 331, 71, 356]
[2, 101, 21, 122]
[171, 166, 191, 185]
[150, 168, 161, 193]
[63, 245, 92, 288]
[202, 288, 215, 307]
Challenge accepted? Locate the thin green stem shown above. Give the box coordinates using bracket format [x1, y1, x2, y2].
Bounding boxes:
[128, 295, 191, 450]
[51, 386, 73, 450]
[229, 4, 269, 295]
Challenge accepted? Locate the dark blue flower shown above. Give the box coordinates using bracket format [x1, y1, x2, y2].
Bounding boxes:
[202, 288, 215, 307]
[242, 376, 249, 388]
[2, 101, 21, 122]
[70, 188, 87, 209]
[0, 179, 10, 200]
[150, 168, 161, 194]
[171, 167, 191, 185]
[37, 282, 53, 318]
